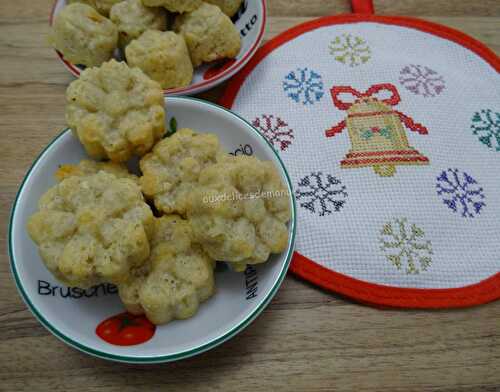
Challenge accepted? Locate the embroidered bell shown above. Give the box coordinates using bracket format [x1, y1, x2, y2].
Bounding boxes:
[325, 83, 429, 177]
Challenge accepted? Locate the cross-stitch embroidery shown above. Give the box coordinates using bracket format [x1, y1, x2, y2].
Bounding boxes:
[399, 65, 446, 97]
[252, 114, 294, 151]
[325, 83, 429, 177]
[379, 218, 433, 275]
[436, 168, 486, 218]
[295, 172, 347, 216]
[282, 67, 324, 105]
[471, 109, 500, 151]
[329, 34, 371, 67]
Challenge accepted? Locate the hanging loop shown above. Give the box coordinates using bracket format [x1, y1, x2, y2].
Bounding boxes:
[351, 0, 375, 14]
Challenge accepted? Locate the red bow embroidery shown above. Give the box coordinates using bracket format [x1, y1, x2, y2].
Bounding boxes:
[325, 83, 428, 137]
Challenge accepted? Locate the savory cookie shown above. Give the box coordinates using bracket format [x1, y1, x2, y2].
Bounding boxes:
[55, 159, 137, 182]
[187, 155, 291, 272]
[140, 128, 224, 215]
[174, 3, 241, 67]
[49, 3, 118, 67]
[66, 59, 165, 162]
[126, 30, 193, 89]
[142, 0, 202, 13]
[27, 170, 154, 288]
[118, 215, 216, 325]
[204, 0, 243, 17]
[67, 0, 123, 16]
[110, 0, 167, 48]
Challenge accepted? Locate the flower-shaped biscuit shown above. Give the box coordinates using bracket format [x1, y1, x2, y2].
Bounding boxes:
[187, 155, 291, 272]
[204, 0, 243, 17]
[140, 128, 224, 215]
[118, 215, 216, 325]
[68, 0, 123, 16]
[49, 3, 118, 67]
[174, 3, 241, 67]
[142, 0, 202, 13]
[126, 30, 193, 89]
[55, 159, 138, 182]
[66, 59, 166, 162]
[27, 169, 154, 288]
[110, 0, 167, 48]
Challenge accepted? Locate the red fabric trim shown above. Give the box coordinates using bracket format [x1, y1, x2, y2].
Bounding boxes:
[220, 13, 500, 308]
[351, 0, 375, 15]
[291, 253, 500, 308]
[49, 0, 267, 94]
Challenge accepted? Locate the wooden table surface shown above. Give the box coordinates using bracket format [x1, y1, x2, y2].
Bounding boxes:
[1, 1, 499, 391]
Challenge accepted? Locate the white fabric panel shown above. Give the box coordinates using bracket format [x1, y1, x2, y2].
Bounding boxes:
[230, 22, 500, 288]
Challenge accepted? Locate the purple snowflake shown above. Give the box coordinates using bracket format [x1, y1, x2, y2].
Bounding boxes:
[252, 115, 294, 151]
[399, 65, 445, 98]
[295, 172, 347, 216]
[436, 169, 486, 218]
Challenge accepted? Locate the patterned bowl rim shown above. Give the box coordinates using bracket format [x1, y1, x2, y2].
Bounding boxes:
[49, 0, 267, 96]
[8, 96, 297, 363]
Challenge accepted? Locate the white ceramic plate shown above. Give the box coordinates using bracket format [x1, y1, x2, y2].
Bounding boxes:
[8, 97, 296, 363]
[49, 0, 266, 95]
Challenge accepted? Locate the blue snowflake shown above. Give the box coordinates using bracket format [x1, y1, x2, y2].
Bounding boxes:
[436, 169, 486, 218]
[283, 67, 324, 105]
[295, 172, 347, 216]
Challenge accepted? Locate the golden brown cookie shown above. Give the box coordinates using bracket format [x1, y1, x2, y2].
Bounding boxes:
[187, 155, 291, 272]
[204, 0, 243, 17]
[140, 128, 224, 215]
[174, 3, 241, 67]
[110, 0, 167, 48]
[49, 3, 118, 67]
[118, 215, 216, 325]
[66, 59, 165, 162]
[27, 170, 154, 288]
[126, 30, 193, 89]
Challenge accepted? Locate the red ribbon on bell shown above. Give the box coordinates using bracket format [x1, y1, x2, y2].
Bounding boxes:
[326, 83, 428, 137]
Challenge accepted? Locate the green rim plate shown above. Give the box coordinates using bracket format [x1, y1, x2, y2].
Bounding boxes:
[8, 96, 297, 364]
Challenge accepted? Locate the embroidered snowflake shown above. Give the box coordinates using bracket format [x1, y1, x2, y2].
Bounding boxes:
[252, 115, 294, 151]
[282, 67, 324, 105]
[295, 172, 347, 216]
[329, 34, 371, 67]
[399, 64, 446, 97]
[436, 168, 486, 218]
[379, 218, 433, 275]
[471, 109, 500, 151]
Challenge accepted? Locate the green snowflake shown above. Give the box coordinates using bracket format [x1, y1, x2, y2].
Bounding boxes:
[329, 33, 371, 67]
[379, 218, 433, 275]
[471, 109, 500, 151]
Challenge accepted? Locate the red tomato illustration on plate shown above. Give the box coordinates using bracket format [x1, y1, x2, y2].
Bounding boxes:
[203, 59, 237, 80]
[96, 312, 156, 346]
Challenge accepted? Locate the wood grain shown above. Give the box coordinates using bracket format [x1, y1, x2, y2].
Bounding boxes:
[267, 0, 500, 17]
[1, 1, 499, 391]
